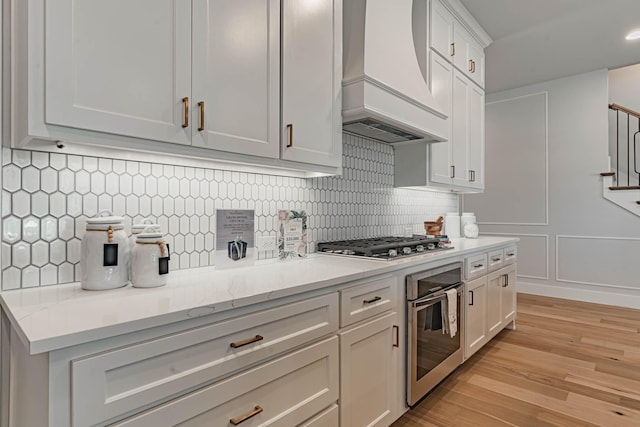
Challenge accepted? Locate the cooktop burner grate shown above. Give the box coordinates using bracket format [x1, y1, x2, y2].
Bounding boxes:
[317, 236, 452, 259]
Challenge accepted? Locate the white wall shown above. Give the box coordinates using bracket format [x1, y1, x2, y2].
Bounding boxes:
[464, 69, 640, 308]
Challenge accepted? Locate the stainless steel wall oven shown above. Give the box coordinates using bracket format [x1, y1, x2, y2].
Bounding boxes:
[406, 262, 464, 406]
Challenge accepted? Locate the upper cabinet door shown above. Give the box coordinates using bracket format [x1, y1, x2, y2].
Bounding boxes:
[429, 52, 453, 185]
[430, 0, 454, 60]
[281, 0, 342, 168]
[451, 70, 470, 188]
[45, 0, 192, 145]
[467, 83, 485, 190]
[191, 0, 280, 158]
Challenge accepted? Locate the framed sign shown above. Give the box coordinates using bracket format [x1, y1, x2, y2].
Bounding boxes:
[215, 209, 255, 268]
[278, 210, 308, 260]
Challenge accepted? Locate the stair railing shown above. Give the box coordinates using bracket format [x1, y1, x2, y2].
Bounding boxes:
[606, 104, 640, 195]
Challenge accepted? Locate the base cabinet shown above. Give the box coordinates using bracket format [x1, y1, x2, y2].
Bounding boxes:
[339, 311, 398, 427]
[464, 246, 517, 360]
[487, 265, 517, 340]
[113, 337, 339, 427]
[464, 276, 487, 359]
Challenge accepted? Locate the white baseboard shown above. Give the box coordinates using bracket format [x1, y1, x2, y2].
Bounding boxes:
[518, 280, 640, 309]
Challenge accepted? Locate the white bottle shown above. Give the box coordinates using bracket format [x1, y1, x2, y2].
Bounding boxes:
[444, 212, 460, 238]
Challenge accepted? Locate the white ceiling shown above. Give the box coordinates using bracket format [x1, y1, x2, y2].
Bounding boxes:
[458, 0, 640, 93]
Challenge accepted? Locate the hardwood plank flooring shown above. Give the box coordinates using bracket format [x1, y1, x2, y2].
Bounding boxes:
[392, 293, 640, 427]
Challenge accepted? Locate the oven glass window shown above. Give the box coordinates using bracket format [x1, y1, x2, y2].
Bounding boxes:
[415, 297, 461, 381]
[416, 267, 462, 298]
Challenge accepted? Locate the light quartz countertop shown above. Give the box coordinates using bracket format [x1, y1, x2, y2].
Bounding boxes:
[0, 236, 517, 354]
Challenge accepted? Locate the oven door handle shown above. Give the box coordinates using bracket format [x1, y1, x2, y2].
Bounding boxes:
[410, 284, 463, 308]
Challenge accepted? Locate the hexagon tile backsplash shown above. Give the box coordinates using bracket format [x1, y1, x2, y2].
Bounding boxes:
[0, 134, 458, 289]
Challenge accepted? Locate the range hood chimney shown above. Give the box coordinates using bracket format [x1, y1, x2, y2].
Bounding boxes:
[342, 0, 448, 143]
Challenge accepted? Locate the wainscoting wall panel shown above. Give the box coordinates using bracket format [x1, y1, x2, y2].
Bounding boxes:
[556, 235, 640, 290]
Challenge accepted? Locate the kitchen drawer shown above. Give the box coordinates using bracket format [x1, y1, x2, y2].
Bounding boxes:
[340, 276, 398, 327]
[465, 252, 488, 280]
[504, 245, 517, 266]
[300, 404, 339, 427]
[72, 293, 338, 427]
[112, 337, 339, 427]
[487, 249, 505, 272]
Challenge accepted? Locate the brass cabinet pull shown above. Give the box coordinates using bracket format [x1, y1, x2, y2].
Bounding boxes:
[197, 101, 205, 131]
[230, 405, 263, 425]
[469, 59, 473, 72]
[181, 97, 189, 128]
[507, 252, 515, 257]
[230, 334, 264, 349]
[451, 42, 456, 56]
[492, 257, 501, 262]
[472, 60, 476, 73]
[450, 165, 455, 178]
[363, 295, 382, 304]
[393, 325, 399, 347]
[286, 123, 293, 147]
[502, 274, 509, 287]
[468, 170, 476, 182]
[469, 290, 474, 306]
[473, 263, 484, 269]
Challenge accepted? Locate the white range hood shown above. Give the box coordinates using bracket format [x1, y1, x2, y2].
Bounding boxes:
[342, 0, 448, 143]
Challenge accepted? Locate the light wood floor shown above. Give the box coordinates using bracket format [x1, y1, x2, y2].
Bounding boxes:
[392, 293, 640, 427]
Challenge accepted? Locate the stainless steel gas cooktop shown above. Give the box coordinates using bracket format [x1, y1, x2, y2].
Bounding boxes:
[317, 236, 452, 260]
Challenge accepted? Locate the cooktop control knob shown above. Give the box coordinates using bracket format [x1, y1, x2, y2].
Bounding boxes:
[388, 249, 398, 257]
[402, 247, 412, 254]
[427, 243, 436, 250]
[416, 245, 425, 252]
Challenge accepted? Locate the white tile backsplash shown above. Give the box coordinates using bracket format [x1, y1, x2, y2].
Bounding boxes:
[1, 134, 458, 289]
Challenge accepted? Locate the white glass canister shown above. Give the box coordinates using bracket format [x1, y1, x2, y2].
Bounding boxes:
[131, 226, 170, 288]
[80, 210, 130, 290]
[460, 212, 476, 232]
[444, 212, 460, 238]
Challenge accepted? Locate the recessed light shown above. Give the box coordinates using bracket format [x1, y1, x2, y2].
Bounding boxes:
[625, 30, 640, 40]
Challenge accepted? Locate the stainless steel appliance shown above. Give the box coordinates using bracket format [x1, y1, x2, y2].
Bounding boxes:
[406, 262, 464, 406]
[317, 236, 451, 260]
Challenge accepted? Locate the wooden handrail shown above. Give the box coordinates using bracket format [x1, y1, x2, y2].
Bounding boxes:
[609, 103, 640, 119]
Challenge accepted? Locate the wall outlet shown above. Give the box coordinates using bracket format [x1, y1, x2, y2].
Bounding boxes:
[256, 235, 277, 252]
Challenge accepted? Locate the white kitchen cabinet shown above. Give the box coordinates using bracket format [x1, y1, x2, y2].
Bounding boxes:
[464, 275, 487, 359]
[487, 265, 517, 340]
[45, 0, 192, 146]
[7, 0, 341, 176]
[112, 337, 339, 427]
[280, 0, 342, 168]
[339, 311, 398, 427]
[464, 246, 517, 359]
[191, 0, 280, 158]
[394, 54, 485, 192]
[1, 293, 340, 426]
[430, 0, 485, 88]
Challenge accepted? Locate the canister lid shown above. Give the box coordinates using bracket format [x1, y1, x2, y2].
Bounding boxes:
[86, 210, 123, 226]
[132, 218, 158, 233]
[136, 225, 163, 240]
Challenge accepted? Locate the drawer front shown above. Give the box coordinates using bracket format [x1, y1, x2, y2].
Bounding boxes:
[300, 404, 339, 427]
[340, 276, 397, 327]
[72, 293, 338, 427]
[487, 249, 504, 272]
[465, 253, 488, 280]
[503, 245, 517, 266]
[112, 337, 339, 427]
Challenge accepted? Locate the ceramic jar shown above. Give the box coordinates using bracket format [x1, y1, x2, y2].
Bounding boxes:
[80, 210, 130, 290]
[444, 212, 460, 238]
[131, 226, 170, 288]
